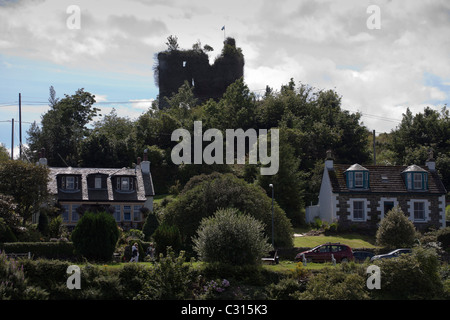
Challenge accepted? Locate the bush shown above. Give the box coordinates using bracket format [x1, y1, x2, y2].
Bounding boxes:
[153, 223, 182, 257]
[0, 218, 17, 242]
[71, 211, 119, 261]
[0, 242, 75, 259]
[1, 253, 49, 299]
[436, 227, 450, 250]
[135, 248, 196, 300]
[193, 208, 272, 265]
[298, 263, 370, 300]
[376, 207, 417, 249]
[164, 173, 293, 252]
[142, 212, 159, 241]
[371, 247, 444, 299]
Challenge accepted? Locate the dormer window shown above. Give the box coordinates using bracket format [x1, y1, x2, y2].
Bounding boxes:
[345, 164, 369, 190]
[115, 176, 135, 192]
[60, 175, 80, 191]
[402, 165, 428, 191]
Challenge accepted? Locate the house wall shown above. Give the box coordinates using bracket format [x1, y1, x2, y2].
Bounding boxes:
[336, 193, 445, 230]
[315, 168, 336, 223]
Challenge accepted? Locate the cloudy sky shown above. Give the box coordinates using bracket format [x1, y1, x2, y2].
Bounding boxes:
[1, 0, 449, 157]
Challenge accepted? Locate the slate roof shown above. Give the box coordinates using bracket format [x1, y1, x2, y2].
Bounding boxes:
[329, 164, 447, 195]
[48, 166, 154, 202]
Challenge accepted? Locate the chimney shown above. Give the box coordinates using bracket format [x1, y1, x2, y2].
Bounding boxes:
[141, 149, 150, 174]
[325, 149, 334, 170]
[38, 148, 48, 166]
[426, 149, 435, 171]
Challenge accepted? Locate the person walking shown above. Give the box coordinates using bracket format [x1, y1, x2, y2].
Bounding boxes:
[130, 243, 139, 262]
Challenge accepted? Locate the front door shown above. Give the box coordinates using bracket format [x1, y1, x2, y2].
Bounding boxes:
[384, 201, 394, 215]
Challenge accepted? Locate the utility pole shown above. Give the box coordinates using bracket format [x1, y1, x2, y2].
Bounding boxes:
[373, 130, 376, 165]
[11, 118, 14, 160]
[19, 93, 22, 159]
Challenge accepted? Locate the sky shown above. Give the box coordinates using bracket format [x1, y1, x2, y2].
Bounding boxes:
[1, 0, 449, 158]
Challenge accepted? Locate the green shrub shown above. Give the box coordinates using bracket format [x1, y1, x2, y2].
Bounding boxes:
[376, 207, 417, 249]
[371, 247, 443, 299]
[0, 242, 75, 259]
[71, 211, 119, 261]
[135, 248, 196, 300]
[1, 253, 49, 299]
[436, 227, 450, 249]
[0, 218, 17, 242]
[193, 208, 272, 265]
[153, 223, 182, 256]
[142, 212, 159, 241]
[298, 263, 370, 300]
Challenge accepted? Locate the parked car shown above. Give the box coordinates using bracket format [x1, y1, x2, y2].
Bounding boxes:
[370, 248, 412, 261]
[353, 251, 375, 262]
[295, 243, 354, 263]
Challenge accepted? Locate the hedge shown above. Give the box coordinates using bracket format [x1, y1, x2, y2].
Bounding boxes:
[0, 242, 76, 260]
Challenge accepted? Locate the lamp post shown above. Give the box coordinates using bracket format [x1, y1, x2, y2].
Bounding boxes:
[269, 184, 274, 250]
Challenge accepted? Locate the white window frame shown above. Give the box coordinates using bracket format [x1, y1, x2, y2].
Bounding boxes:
[113, 205, 121, 222]
[407, 199, 430, 222]
[348, 198, 369, 222]
[354, 172, 364, 187]
[413, 173, 422, 190]
[413, 201, 425, 221]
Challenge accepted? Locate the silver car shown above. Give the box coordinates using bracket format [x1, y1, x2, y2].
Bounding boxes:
[370, 248, 412, 261]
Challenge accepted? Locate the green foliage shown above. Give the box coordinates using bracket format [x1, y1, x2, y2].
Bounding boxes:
[142, 212, 160, 241]
[27, 87, 99, 166]
[71, 211, 119, 261]
[371, 247, 444, 299]
[436, 227, 450, 249]
[0, 218, 17, 242]
[0, 160, 50, 225]
[298, 262, 370, 300]
[376, 207, 417, 249]
[163, 173, 294, 252]
[193, 208, 272, 265]
[0, 253, 49, 299]
[0, 242, 75, 259]
[135, 248, 195, 300]
[152, 223, 182, 257]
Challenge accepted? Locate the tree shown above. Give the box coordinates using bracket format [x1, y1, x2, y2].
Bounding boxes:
[163, 173, 293, 252]
[165, 35, 179, 51]
[27, 88, 98, 166]
[376, 207, 417, 249]
[0, 160, 50, 225]
[0, 144, 9, 162]
[142, 211, 160, 241]
[193, 208, 272, 265]
[71, 211, 119, 261]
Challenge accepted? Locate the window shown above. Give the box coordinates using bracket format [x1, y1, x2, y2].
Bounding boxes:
[414, 202, 425, 221]
[123, 206, 131, 221]
[66, 177, 75, 189]
[72, 205, 80, 222]
[113, 205, 121, 222]
[355, 172, 364, 187]
[133, 206, 142, 221]
[116, 177, 133, 191]
[413, 173, 422, 189]
[353, 201, 365, 220]
[95, 177, 102, 189]
[62, 204, 70, 222]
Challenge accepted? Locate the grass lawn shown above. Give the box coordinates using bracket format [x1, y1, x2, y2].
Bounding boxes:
[292, 228, 378, 249]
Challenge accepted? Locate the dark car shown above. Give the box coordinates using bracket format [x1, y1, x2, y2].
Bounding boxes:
[353, 251, 375, 262]
[370, 248, 412, 261]
[295, 243, 354, 263]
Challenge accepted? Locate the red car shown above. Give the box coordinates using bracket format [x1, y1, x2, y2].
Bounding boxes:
[295, 243, 354, 263]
